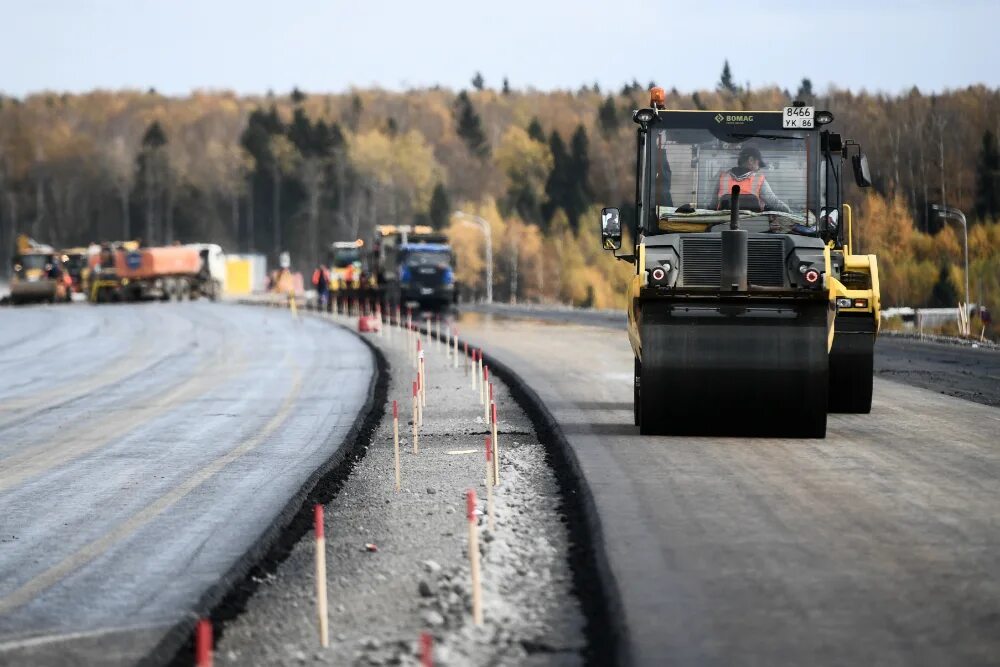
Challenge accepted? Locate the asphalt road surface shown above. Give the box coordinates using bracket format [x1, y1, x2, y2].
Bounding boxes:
[0, 303, 374, 665]
[458, 310, 1000, 666]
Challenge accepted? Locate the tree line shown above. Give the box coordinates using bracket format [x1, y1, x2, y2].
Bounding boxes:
[0, 68, 998, 331]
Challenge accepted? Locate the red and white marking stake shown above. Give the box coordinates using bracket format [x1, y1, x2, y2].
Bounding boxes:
[466, 489, 483, 625]
[412, 381, 420, 453]
[491, 402, 500, 486]
[464, 342, 470, 375]
[478, 354, 485, 403]
[416, 372, 424, 425]
[393, 400, 401, 492]
[488, 382, 494, 424]
[482, 366, 489, 417]
[419, 346, 427, 409]
[314, 504, 329, 647]
[452, 328, 459, 368]
[485, 436, 495, 530]
[420, 631, 433, 667]
[195, 619, 212, 667]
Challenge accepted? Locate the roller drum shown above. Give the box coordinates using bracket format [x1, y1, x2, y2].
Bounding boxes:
[639, 300, 828, 437]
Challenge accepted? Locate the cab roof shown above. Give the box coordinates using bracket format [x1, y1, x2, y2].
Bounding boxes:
[644, 109, 829, 132]
[401, 243, 451, 252]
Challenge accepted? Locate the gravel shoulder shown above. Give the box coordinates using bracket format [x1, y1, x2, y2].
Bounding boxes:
[214, 309, 586, 666]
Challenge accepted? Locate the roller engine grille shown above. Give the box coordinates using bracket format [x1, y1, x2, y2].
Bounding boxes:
[679, 237, 786, 287]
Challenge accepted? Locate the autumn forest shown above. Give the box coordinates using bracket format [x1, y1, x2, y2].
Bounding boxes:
[1, 67, 999, 330]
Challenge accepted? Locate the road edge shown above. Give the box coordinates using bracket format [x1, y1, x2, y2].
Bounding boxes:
[472, 347, 627, 666]
[145, 307, 389, 667]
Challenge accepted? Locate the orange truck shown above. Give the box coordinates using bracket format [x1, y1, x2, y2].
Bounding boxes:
[89, 244, 225, 302]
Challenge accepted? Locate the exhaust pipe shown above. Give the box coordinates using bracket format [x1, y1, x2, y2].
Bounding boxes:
[721, 185, 748, 291]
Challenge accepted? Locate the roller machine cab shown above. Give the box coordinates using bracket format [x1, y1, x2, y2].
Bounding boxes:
[600, 91, 880, 437]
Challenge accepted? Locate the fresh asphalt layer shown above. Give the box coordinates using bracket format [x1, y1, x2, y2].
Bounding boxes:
[458, 308, 1000, 666]
[463, 303, 1000, 409]
[0, 303, 374, 665]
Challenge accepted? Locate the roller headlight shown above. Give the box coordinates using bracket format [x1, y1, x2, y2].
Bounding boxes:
[632, 108, 657, 125]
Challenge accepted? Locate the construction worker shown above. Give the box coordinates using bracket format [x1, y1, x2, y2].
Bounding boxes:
[715, 146, 790, 213]
[312, 264, 331, 307]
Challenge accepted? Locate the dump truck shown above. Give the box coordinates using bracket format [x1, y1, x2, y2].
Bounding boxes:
[368, 225, 456, 311]
[600, 89, 880, 437]
[89, 243, 225, 302]
[9, 235, 71, 305]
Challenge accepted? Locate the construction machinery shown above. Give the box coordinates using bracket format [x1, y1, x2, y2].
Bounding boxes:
[367, 225, 456, 311]
[59, 247, 90, 294]
[601, 90, 880, 437]
[327, 240, 364, 291]
[88, 243, 225, 302]
[9, 235, 71, 305]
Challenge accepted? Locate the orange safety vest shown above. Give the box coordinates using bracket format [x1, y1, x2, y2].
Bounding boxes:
[717, 170, 765, 202]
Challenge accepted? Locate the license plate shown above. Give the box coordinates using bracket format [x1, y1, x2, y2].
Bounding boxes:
[420, 287, 433, 295]
[782, 106, 814, 129]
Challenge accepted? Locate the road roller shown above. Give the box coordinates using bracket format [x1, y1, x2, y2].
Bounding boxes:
[600, 89, 880, 437]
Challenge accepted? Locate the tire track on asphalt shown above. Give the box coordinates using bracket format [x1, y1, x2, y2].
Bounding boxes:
[0, 363, 304, 616]
[0, 339, 250, 494]
[0, 312, 175, 428]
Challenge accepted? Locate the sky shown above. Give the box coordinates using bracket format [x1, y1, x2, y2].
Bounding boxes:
[2, 0, 998, 97]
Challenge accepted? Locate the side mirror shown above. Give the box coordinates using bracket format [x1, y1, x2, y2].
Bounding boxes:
[600, 208, 622, 251]
[852, 153, 872, 188]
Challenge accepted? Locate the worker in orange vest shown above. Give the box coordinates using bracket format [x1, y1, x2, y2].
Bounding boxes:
[312, 264, 331, 307]
[715, 146, 790, 213]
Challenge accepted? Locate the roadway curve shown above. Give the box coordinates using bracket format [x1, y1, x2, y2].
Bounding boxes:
[0, 303, 375, 665]
[458, 309, 1000, 666]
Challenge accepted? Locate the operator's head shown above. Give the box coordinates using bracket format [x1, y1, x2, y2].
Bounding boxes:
[738, 146, 767, 171]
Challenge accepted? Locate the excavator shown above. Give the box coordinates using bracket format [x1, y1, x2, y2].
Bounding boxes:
[601, 88, 880, 437]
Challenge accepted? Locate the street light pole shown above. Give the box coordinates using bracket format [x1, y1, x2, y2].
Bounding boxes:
[453, 211, 493, 304]
[931, 204, 970, 314]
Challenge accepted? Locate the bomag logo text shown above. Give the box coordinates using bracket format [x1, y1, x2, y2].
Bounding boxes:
[716, 114, 754, 123]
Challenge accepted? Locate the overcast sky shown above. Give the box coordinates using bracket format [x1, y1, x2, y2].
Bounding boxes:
[2, 0, 997, 97]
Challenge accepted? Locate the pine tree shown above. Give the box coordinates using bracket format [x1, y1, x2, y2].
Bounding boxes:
[385, 117, 398, 137]
[454, 91, 489, 158]
[570, 125, 592, 200]
[527, 117, 545, 143]
[796, 78, 814, 100]
[348, 95, 363, 132]
[567, 125, 593, 229]
[142, 121, 167, 149]
[692, 92, 706, 110]
[598, 96, 619, 137]
[287, 107, 313, 155]
[429, 183, 450, 230]
[135, 121, 169, 245]
[290, 87, 306, 105]
[543, 131, 570, 227]
[502, 77, 511, 95]
[472, 72, 485, 91]
[543, 127, 592, 232]
[930, 264, 958, 307]
[975, 130, 1000, 221]
[718, 60, 739, 95]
